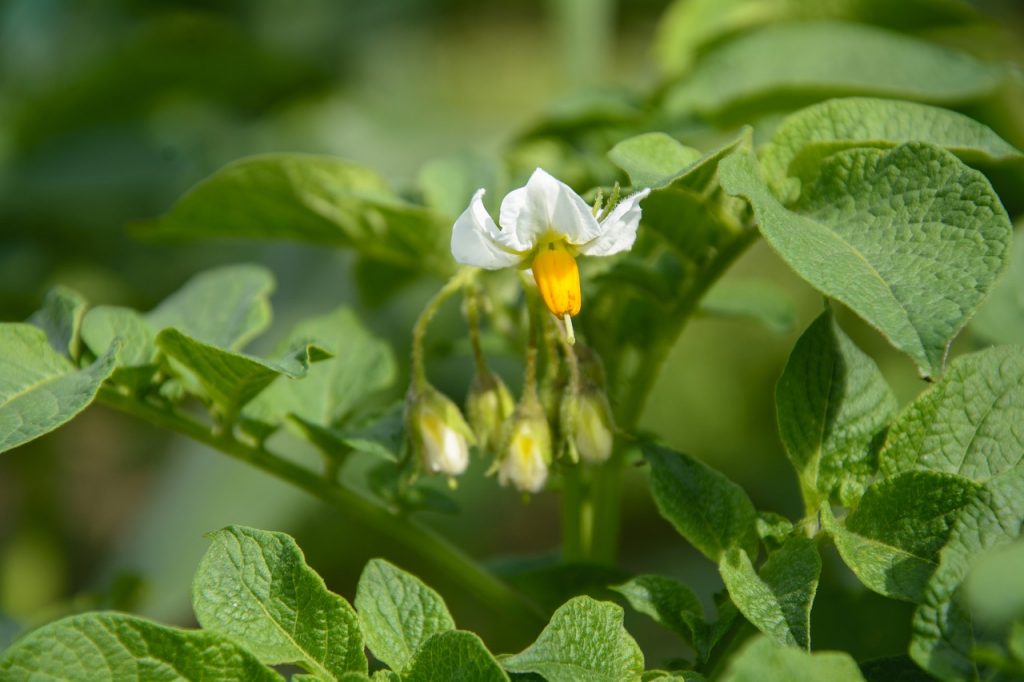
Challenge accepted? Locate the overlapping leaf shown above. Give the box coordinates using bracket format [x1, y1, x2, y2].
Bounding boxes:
[193, 526, 366, 678]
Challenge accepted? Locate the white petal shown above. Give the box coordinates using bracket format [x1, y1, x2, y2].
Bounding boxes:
[579, 188, 650, 257]
[451, 189, 524, 269]
[499, 168, 600, 247]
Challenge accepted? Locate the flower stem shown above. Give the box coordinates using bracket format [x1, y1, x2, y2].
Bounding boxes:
[411, 267, 477, 389]
[96, 385, 544, 635]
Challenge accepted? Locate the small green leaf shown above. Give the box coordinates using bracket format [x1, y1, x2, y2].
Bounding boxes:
[972, 226, 1024, 345]
[719, 634, 866, 682]
[719, 537, 821, 650]
[664, 22, 1005, 120]
[776, 310, 897, 510]
[760, 98, 1023, 202]
[144, 155, 451, 274]
[720, 145, 1012, 378]
[0, 612, 281, 681]
[81, 305, 160, 388]
[608, 132, 702, 189]
[147, 263, 274, 350]
[355, 558, 455, 673]
[404, 630, 509, 682]
[879, 345, 1024, 482]
[501, 596, 644, 682]
[644, 443, 758, 561]
[0, 324, 118, 455]
[699, 279, 795, 334]
[193, 526, 366, 678]
[156, 328, 328, 414]
[27, 285, 87, 359]
[611, 575, 710, 661]
[755, 512, 794, 551]
[242, 307, 396, 438]
[822, 472, 980, 602]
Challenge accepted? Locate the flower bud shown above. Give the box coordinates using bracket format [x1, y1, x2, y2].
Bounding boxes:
[574, 391, 614, 464]
[497, 409, 552, 494]
[466, 372, 515, 454]
[407, 386, 475, 477]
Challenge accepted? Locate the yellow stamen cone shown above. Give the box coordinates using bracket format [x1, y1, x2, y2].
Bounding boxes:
[532, 244, 581, 319]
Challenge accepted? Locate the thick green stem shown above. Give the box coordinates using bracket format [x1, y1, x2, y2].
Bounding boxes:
[97, 385, 543, 632]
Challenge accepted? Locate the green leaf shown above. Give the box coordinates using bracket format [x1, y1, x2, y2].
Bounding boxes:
[822, 472, 980, 602]
[879, 345, 1024, 482]
[147, 263, 274, 350]
[404, 630, 509, 682]
[720, 145, 1012, 378]
[719, 537, 821, 650]
[611, 575, 711, 661]
[664, 22, 1005, 120]
[0, 612, 281, 681]
[910, 467, 1024, 680]
[0, 324, 119, 455]
[81, 305, 160, 388]
[643, 443, 758, 561]
[193, 526, 366, 678]
[652, 0, 979, 76]
[242, 307, 396, 438]
[776, 310, 897, 510]
[760, 98, 1023, 203]
[699, 279, 795, 334]
[501, 596, 644, 682]
[608, 133, 702, 189]
[155, 328, 328, 414]
[27, 285, 87, 359]
[972, 226, 1024, 345]
[965, 539, 1024, 627]
[144, 155, 451, 274]
[719, 634, 866, 682]
[355, 558, 455, 674]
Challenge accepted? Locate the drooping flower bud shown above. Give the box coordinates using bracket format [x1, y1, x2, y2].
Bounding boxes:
[496, 406, 552, 494]
[466, 371, 515, 454]
[407, 385, 475, 477]
[573, 391, 614, 464]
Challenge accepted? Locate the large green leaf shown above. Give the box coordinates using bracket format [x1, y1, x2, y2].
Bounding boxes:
[879, 346, 1024, 482]
[404, 630, 509, 682]
[761, 98, 1023, 203]
[0, 612, 281, 681]
[719, 537, 821, 650]
[81, 305, 161, 389]
[653, 0, 979, 76]
[155, 328, 328, 415]
[144, 155, 451, 274]
[242, 307, 396, 437]
[193, 526, 366, 678]
[776, 310, 897, 510]
[147, 263, 274, 350]
[501, 596, 645, 682]
[720, 145, 1012, 378]
[822, 472, 980, 602]
[971, 226, 1024, 345]
[644, 443, 758, 561]
[0, 324, 118, 455]
[719, 635, 866, 682]
[664, 22, 1005, 120]
[355, 559, 455, 674]
[27, 285, 87, 359]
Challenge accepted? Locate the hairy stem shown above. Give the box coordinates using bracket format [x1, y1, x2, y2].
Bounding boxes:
[97, 385, 544, 633]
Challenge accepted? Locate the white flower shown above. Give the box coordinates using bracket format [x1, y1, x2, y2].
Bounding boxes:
[574, 392, 615, 464]
[451, 168, 649, 326]
[408, 387, 474, 477]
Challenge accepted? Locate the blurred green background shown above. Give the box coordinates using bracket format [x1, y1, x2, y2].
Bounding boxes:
[2, 0, 1023, 669]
